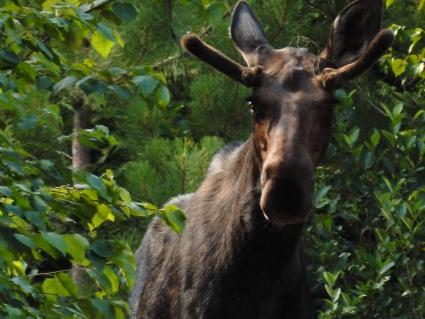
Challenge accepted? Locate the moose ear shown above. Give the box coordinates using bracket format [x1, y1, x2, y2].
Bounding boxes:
[321, 0, 384, 67]
[231, 1, 268, 66]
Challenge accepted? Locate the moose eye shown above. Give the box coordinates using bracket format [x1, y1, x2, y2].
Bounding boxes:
[247, 98, 256, 113]
[246, 97, 266, 121]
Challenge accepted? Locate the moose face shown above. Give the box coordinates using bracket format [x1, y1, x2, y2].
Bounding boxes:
[248, 49, 333, 226]
[182, 0, 393, 227]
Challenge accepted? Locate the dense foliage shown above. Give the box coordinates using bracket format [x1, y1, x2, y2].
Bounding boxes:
[0, 0, 423, 318]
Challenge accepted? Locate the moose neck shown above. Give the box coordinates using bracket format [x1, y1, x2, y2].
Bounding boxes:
[214, 135, 305, 270]
[189, 135, 307, 315]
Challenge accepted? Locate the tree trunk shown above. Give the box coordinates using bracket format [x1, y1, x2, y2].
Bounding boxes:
[72, 99, 91, 171]
[71, 98, 92, 291]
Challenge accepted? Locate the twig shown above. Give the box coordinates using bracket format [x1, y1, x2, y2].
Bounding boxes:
[165, 0, 180, 48]
[134, 27, 151, 65]
[153, 10, 231, 69]
[354, 82, 388, 117]
[304, 0, 332, 18]
[26, 267, 87, 278]
[270, 0, 293, 43]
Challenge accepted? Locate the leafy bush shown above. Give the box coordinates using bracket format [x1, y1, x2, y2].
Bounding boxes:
[307, 16, 425, 318]
[0, 1, 184, 317]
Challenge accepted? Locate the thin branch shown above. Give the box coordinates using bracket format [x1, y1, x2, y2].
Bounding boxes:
[153, 10, 231, 70]
[354, 82, 388, 117]
[134, 27, 151, 65]
[270, 0, 293, 43]
[26, 267, 87, 278]
[304, 0, 332, 19]
[165, 0, 180, 48]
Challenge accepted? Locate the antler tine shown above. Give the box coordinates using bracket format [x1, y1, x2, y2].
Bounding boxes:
[181, 34, 262, 87]
[321, 29, 395, 89]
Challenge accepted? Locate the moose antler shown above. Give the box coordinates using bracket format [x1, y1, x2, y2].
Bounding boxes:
[181, 34, 263, 87]
[321, 29, 395, 89]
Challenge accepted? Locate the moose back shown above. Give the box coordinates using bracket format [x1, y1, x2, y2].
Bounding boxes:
[130, 1, 394, 318]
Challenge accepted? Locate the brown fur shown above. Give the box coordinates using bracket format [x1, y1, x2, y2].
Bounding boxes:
[131, 1, 393, 318]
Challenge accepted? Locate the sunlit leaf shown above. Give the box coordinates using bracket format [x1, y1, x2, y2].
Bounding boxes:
[91, 31, 115, 58]
[391, 58, 408, 76]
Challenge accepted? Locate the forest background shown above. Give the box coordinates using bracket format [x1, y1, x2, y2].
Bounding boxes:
[0, 0, 423, 318]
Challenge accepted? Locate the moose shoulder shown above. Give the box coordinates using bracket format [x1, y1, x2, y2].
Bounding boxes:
[130, 1, 394, 318]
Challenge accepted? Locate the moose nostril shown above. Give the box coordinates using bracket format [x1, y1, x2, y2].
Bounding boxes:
[263, 162, 302, 182]
[274, 179, 304, 212]
[260, 176, 307, 219]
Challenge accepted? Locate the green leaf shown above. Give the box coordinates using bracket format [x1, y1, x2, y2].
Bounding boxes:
[17, 62, 36, 82]
[11, 277, 34, 295]
[78, 77, 109, 95]
[63, 234, 89, 263]
[33, 235, 60, 258]
[36, 39, 55, 60]
[386, 0, 396, 8]
[379, 260, 395, 276]
[333, 287, 341, 303]
[3, 305, 24, 316]
[91, 299, 115, 318]
[112, 251, 136, 287]
[344, 127, 360, 147]
[133, 75, 159, 97]
[91, 239, 114, 258]
[53, 76, 78, 92]
[160, 205, 186, 233]
[323, 271, 339, 287]
[42, 274, 78, 300]
[0, 186, 12, 196]
[393, 103, 403, 116]
[97, 23, 116, 42]
[370, 130, 381, 148]
[56, 273, 78, 296]
[314, 185, 331, 209]
[14, 234, 36, 249]
[414, 62, 424, 76]
[381, 129, 397, 146]
[103, 266, 119, 292]
[0, 50, 19, 66]
[41, 232, 68, 256]
[155, 85, 171, 107]
[391, 58, 408, 77]
[42, 276, 71, 299]
[112, 2, 137, 23]
[92, 203, 115, 229]
[91, 31, 115, 58]
[43, 0, 60, 11]
[87, 174, 110, 201]
[109, 85, 131, 100]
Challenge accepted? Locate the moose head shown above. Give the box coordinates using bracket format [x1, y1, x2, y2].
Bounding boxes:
[181, 0, 394, 227]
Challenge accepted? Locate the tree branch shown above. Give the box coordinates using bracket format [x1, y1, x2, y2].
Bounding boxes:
[26, 267, 87, 278]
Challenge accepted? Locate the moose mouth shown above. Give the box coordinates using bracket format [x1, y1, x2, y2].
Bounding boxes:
[260, 177, 312, 227]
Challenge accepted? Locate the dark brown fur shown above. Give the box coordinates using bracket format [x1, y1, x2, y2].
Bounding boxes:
[131, 1, 392, 318]
[133, 141, 312, 318]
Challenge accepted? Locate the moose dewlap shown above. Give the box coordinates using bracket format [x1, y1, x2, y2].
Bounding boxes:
[130, 1, 393, 318]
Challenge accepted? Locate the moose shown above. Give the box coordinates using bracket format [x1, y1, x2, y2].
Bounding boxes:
[130, 1, 394, 318]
